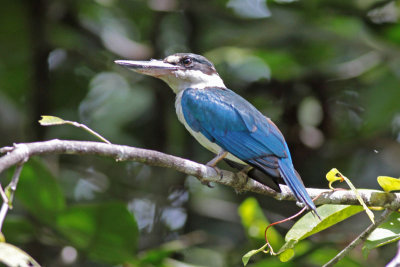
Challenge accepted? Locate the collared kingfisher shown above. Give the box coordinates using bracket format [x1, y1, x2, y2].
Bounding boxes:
[115, 53, 318, 216]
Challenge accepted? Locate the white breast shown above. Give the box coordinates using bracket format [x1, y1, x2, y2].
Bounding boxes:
[175, 90, 246, 165]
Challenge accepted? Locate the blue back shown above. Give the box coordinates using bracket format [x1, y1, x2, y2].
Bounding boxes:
[181, 87, 317, 214]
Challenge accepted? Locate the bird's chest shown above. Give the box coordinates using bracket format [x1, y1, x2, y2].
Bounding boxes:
[175, 91, 220, 154]
[175, 91, 244, 164]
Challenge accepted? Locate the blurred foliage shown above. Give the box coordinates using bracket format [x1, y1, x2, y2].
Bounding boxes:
[1, 0, 400, 266]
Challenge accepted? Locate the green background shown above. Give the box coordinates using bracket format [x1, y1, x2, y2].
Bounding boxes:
[0, 0, 400, 266]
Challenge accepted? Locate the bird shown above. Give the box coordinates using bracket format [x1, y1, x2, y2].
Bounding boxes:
[115, 53, 318, 216]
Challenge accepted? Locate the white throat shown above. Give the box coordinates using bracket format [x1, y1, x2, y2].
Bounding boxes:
[160, 69, 226, 93]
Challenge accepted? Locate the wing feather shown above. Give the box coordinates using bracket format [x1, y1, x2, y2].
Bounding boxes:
[181, 88, 288, 160]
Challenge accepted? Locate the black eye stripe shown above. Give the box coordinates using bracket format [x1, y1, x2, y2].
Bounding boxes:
[192, 58, 213, 67]
[163, 53, 217, 75]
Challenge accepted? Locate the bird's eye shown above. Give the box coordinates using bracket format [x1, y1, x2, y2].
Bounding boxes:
[181, 57, 192, 66]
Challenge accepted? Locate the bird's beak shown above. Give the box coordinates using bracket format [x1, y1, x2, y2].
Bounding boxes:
[114, 59, 180, 77]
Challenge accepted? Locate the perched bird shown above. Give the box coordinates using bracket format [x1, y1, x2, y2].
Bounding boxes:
[115, 53, 318, 216]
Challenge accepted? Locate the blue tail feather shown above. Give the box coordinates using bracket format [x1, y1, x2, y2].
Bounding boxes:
[278, 158, 318, 216]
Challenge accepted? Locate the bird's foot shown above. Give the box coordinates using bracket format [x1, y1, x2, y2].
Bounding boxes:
[234, 166, 253, 193]
[201, 150, 227, 186]
[206, 163, 223, 180]
[206, 151, 227, 168]
[238, 166, 253, 184]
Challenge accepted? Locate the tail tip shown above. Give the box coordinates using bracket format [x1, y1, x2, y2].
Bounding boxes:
[311, 209, 321, 221]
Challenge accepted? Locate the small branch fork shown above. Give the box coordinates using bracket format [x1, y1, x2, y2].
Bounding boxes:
[0, 165, 24, 231]
[0, 156, 28, 232]
[1, 139, 400, 208]
[323, 209, 393, 267]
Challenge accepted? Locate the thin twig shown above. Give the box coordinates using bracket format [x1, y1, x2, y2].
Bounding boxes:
[7, 164, 24, 202]
[264, 206, 307, 254]
[39, 116, 111, 144]
[67, 121, 111, 144]
[323, 209, 393, 267]
[0, 164, 24, 231]
[0, 204, 8, 232]
[0, 184, 8, 203]
[264, 190, 325, 254]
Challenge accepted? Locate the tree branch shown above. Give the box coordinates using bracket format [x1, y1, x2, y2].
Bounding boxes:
[0, 139, 399, 209]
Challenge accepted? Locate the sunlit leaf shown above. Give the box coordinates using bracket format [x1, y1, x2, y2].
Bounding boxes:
[377, 176, 400, 192]
[38, 115, 66, 126]
[56, 202, 138, 263]
[278, 248, 294, 262]
[326, 168, 345, 189]
[242, 248, 261, 266]
[276, 239, 297, 255]
[0, 242, 40, 267]
[363, 212, 400, 257]
[285, 205, 363, 242]
[276, 205, 363, 256]
[238, 197, 283, 246]
[326, 168, 374, 224]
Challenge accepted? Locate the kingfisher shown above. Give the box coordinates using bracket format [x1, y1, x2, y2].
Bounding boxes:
[115, 53, 318, 216]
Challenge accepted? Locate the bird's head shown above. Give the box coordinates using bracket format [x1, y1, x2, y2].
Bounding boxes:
[115, 53, 226, 93]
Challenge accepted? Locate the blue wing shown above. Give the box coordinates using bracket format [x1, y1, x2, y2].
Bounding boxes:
[181, 87, 317, 213]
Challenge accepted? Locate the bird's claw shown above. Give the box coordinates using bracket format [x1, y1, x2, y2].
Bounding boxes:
[237, 166, 252, 185]
[206, 164, 223, 180]
[201, 180, 214, 188]
[235, 171, 249, 193]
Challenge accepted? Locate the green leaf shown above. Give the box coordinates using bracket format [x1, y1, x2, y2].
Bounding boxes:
[0, 242, 40, 267]
[285, 205, 363, 242]
[242, 248, 261, 266]
[278, 248, 294, 262]
[38, 115, 66, 126]
[276, 205, 364, 256]
[39, 115, 111, 144]
[277, 239, 297, 254]
[16, 158, 66, 224]
[363, 212, 400, 257]
[377, 176, 400, 192]
[2, 216, 36, 245]
[238, 197, 283, 246]
[56, 202, 138, 263]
